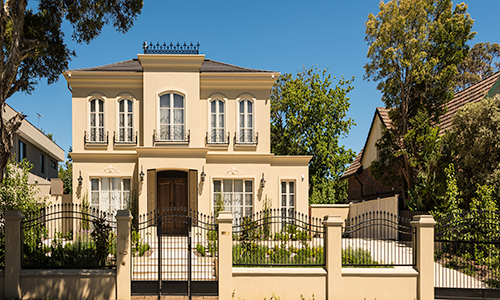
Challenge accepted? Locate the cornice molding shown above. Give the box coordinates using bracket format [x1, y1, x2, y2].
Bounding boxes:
[200, 72, 279, 90]
[64, 72, 143, 89]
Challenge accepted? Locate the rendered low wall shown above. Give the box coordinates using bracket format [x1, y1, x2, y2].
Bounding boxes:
[310, 204, 350, 224]
[341, 267, 418, 300]
[20, 269, 116, 300]
[232, 268, 326, 300]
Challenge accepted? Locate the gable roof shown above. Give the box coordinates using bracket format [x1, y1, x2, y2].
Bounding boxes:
[342, 107, 389, 179]
[342, 72, 500, 179]
[69, 58, 274, 73]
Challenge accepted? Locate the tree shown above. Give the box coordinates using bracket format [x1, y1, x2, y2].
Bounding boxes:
[58, 146, 72, 194]
[448, 95, 500, 209]
[455, 42, 500, 92]
[365, 0, 474, 208]
[0, 156, 46, 214]
[271, 67, 355, 204]
[0, 0, 143, 182]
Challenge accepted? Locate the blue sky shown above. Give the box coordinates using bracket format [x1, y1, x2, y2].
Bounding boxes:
[8, 0, 500, 163]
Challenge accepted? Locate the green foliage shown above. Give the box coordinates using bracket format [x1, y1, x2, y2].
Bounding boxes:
[449, 95, 500, 209]
[91, 218, 113, 266]
[342, 247, 381, 266]
[131, 230, 150, 257]
[400, 110, 450, 211]
[271, 67, 356, 204]
[365, 0, 475, 207]
[456, 42, 500, 92]
[81, 194, 90, 231]
[58, 147, 73, 194]
[196, 243, 206, 257]
[0, 157, 46, 214]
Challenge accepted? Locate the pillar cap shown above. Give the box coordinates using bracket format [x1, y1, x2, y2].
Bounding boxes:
[217, 211, 233, 223]
[115, 210, 133, 220]
[322, 215, 343, 226]
[411, 214, 436, 227]
[5, 210, 24, 219]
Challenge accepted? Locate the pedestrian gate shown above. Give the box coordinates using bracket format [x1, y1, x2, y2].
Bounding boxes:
[131, 208, 218, 297]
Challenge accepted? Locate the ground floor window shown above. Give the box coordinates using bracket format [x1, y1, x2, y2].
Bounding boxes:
[213, 179, 253, 219]
[90, 177, 131, 213]
[281, 180, 295, 218]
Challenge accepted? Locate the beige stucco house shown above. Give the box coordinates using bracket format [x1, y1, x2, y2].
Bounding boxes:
[64, 44, 311, 225]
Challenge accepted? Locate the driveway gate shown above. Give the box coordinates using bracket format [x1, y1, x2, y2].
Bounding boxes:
[131, 207, 218, 297]
[434, 210, 500, 299]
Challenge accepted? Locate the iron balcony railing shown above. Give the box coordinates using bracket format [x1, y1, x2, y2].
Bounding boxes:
[153, 129, 190, 145]
[84, 130, 108, 146]
[206, 131, 230, 145]
[235, 130, 258, 145]
[113, 131, 137, 145]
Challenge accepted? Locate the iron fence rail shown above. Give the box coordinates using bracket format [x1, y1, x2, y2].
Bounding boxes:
[342, 211, 415, 267]
[434, 210, 500, 290]
[21, 203, 117, 269]
[232, 209, 325, 267]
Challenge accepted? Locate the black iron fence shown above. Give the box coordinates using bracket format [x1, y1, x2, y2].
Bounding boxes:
[21, 203, 117, 269]
[232, 209, 325, 267]
[434, 210, 500, 291]
[131, 207, 218, 296]
[342, 211, 415, 267]
[0, 213, 4, 269]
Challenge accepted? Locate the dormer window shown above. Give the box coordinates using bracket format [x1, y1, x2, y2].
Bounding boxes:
[158, 93, 186, 142]
[89, 98, 105, 142]
[118, 99, 133, 142]
[209, 99, 226, 143]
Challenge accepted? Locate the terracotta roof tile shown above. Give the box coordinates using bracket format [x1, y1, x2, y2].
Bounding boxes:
[377, 107, 392, 129]
[342, 148, 363, 178]
[440, 72, 500, 132]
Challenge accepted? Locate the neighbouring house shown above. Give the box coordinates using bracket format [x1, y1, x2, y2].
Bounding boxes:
[343, 71, 500, 204]
[4, 103, 65, 197]
[64, 43, 311, 226]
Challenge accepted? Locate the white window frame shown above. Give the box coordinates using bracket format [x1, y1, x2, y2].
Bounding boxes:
[89, 98, 105, 142]
[213, 179, 253, 219]
[117, 98, 134, 142]
[158, 93, 185, 141]
[90, 177, 131, 214]
[281, 180, 295, 219]
[209, 99, 225, 143]
[238, 99, 254, 143]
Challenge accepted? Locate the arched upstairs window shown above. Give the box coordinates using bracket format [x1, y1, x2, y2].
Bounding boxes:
[159, 93, 185, 141]
[118, 99, 133, 142]
[210, 99, 225, 143]
[238, 99, 254, 143]
[89, 98, 105, 142]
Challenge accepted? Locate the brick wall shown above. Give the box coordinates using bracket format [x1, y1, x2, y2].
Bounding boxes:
[347, 167, 401, 202]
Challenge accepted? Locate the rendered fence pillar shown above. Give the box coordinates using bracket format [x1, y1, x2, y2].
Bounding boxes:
[5, 210, 24, 299]
[217, 211, 233, 300]
[116, 210, 133, 300]
[323, 215, 343, 300]
[411, 215, 436, 300]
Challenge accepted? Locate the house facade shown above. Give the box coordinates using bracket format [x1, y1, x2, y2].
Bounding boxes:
[4, 103, 65, 196]
[64, 44, 311, 223]
[343, 71, 500, 203]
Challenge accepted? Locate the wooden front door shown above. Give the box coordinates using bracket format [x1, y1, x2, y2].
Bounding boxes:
[157, 176, 188, 235]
